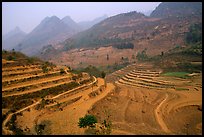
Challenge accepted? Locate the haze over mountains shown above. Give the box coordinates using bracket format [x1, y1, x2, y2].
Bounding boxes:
[58, 2, 202, 53]
[2, 27, 26, 50]
[78, 14, 108, 31]
[3, 2, 202, 59]
[2, 14, 108, 55]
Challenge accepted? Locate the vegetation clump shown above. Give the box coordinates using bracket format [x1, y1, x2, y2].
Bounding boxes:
[79, 110, 112, 135]
[112, 42, 134, 49]
[185, 23, 202, 44]
[136, 48, 148, 61]
[60, 68, 66, 74]
[78, 114, 97, 128]
[6, 114, 24, 135]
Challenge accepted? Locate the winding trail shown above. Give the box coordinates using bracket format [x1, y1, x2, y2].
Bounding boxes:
[154, 93, 171, 133]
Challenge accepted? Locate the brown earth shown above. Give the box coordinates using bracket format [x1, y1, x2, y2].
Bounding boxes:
[48, 46, 138, 68]
[2, 61, 202, 135]
[88, 63, 202, 135]
[15, 78, 115, 135]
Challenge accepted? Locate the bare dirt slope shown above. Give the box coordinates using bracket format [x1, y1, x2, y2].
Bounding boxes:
[15, 78, 115, 135]
[88, 63, 202, 135]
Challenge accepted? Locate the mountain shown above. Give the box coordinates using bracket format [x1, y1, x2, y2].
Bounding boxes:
[39, 2, 202, 68]
[142, 10, 153, 16]
[61, 16, 80, 31]
[62, 11, 149, 50]
[14, 16, 80, 56]
[60, 2, 202, 51]
[150, 2, 202, 18]
[2, 27, 27, 50]
[78, 14, 108, 31]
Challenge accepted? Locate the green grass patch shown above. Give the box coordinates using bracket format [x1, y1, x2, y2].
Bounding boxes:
[175, 87, 189, 91]
[161, 72, 191, 79]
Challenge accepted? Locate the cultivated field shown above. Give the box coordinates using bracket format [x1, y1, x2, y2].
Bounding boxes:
[2, 59, 202, 135]
[89, 62, 202, 135]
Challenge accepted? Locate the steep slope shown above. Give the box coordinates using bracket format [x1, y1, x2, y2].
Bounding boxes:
[150, 2, 202, 18]
[14, 16, 79, 56]
[39, 2, 202, 68]
[63, 11, 147, 50]
[78, 14, 108, 31]
[2, 27, 27, 50]
[61, 2, 202, 52]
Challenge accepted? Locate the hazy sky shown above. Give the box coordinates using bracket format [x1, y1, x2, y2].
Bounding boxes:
[2, 2, 161, 35]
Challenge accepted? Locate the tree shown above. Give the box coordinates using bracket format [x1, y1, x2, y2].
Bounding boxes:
[136, 48, 148, 61]
[7, 55, 16, 61]
[132, 54, 135, 59]
[101, 71, 106, 78]
[78, 114, 97, 128]
[185, 23, 202, 44]
[41, 65, 48, 73]
[161, 51, 164, 56]
[107, 54, 109, 61]
[60, 68, 65, 74]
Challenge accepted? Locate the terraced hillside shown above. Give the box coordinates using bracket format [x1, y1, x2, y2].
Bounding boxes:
[115, 63, 174, 89]
[90, 62, 202, 135]
[2, 51, 115, 135]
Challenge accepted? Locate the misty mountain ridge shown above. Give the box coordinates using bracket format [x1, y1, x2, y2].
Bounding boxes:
[14, 15, 73, 56]
[7, 2, 202, 57]
[2, 27, 26, 50]
[62, 16, 80, 31]
[13, 15, 108, 56]
[58, 2, 201, 55]
[150, 2, 202, 18]
[3, 26, 26, 40]
[61, 11, 147, 50]
[78, 14, 108, 30]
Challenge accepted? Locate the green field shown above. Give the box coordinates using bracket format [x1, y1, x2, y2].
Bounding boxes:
[161, 72, 191, 79]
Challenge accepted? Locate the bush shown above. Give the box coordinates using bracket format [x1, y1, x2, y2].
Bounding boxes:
[112, 42, 134, 49]
[41, 65, 48, 73]
[136, 48, 148, 61]
[185, 23, 202, 44]
[101, 71, 106, 78]
[60, 68, 66, 74]
[6, 55, 16, 61]
[78, 114, 97, 128]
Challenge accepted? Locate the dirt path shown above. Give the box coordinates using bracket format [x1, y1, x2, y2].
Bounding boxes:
[2, 100, 41, 135]
[154, 93, 171, 133]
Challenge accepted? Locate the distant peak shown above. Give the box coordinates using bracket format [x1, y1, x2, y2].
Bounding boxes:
[63, 16, 71, 19]
[50, 15, 60, 20]
[14, 26, 21, 31]
[62, 16, 74, 22]
[13, 26, 25, 33]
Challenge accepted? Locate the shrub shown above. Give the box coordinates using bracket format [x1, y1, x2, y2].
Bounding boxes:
[78, 114, 97, 128]
[185, 23, 202, 44]
[41, 65, 48, 73]
[60, 68, 66, 74]
[136, 48, 148, 61]
[101, 71, 106, 78]
[6, 55, 16, 61]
